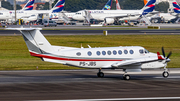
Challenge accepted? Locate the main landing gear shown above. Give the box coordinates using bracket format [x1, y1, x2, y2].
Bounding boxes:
[123, 70, 130, 80]
[123, 74, 130, 80]
[97, 68, 104, 78]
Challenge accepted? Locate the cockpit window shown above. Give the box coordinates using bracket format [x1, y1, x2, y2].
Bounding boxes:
[0, 13, 3, 15]
[139, 49, 144, 54]
[76, 13, 81, 15]
[144, 49, 149, 53]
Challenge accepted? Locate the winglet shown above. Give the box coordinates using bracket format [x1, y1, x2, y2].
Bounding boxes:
[157, 52, 164, 60]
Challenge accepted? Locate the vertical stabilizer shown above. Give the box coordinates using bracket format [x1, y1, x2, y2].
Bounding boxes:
[102, 0, 113, 10]
[141, 0, 156, 15]
[116, 0, 121, 10]
[7, 28, 53, 54]
[51, 0, 65, 13]
[22, 0, 35, 11]
[172, 0, 180, 13]
[144, 0, 148, 5]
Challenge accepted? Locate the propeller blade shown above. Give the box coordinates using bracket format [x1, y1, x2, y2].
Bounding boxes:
[166, 51, 172, 59]
[162, 47, 165, 58]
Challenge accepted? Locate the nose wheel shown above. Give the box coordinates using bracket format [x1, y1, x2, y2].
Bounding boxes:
[162, 71, 169, 78]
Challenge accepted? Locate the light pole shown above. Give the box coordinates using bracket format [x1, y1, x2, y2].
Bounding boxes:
[49, 0, 52, 10]
[14, 0, 17, 24]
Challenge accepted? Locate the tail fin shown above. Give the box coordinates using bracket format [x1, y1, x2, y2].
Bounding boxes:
[141, 0, 156, 15]
[51, 0, 65, 13]
[22, 0, 35, 11]
[116, 0, 121, 10]
[7, 28, 53, 54]
[172, 0, 180, 13]
[144, 0, 148, 5]
[102, 0, 113, 10]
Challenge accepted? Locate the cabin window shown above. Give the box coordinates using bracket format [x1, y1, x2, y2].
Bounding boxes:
[76, 52, 81, 56]
[107, 51, 111, 55]
[118, 50, 122, 55]
[102, 51, 106, 55]
[96, 51, 101, 56]
[124, 50, 128, 54]
[139, 49, 144, 54]
[87, 51, 92, 56]
[130, 50, 134, 54]
[113, 50, 117, 55]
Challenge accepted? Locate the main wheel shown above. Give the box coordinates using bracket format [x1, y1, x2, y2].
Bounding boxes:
[162, 71, 169, 78]
[97, 72, 104, 78]
[123, 74, 130, 80]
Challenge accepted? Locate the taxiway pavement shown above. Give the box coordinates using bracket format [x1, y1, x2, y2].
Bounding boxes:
[0, 69, 180, 101]
[0, 29, 180, 35]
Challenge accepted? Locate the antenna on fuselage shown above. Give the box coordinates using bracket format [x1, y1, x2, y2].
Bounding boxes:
[81, 43, 84, 48]
[87, 45, 91, 48]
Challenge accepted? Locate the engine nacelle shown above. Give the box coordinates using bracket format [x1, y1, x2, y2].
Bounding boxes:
[104, 18, 114, 24]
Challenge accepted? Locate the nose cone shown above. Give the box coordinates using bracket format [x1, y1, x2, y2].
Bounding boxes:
[166, 58, 171, 62]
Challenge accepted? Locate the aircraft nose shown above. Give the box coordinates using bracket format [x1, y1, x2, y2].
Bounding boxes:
[166, 58, 171, 62]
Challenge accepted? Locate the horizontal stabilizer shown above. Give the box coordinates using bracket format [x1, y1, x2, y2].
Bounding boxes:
[6, 28, 42, 31]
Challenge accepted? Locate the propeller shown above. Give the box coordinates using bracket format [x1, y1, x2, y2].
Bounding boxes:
[161, 47, 172, 62]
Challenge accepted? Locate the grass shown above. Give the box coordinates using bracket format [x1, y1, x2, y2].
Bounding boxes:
[0, 35, 180, 70]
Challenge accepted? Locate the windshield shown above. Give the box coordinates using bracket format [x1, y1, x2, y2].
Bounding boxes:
[144, 49, 149, 53]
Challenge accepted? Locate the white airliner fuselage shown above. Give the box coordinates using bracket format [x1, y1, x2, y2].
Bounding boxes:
[73, 10, 142, 21]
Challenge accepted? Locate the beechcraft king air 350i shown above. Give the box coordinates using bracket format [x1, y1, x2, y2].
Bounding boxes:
[7, 28, 172, 80]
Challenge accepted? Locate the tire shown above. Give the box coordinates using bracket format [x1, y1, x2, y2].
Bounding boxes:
[123, 74, 130, 80]
[97, 72, 104, 78]
[163, 71, 169, 78]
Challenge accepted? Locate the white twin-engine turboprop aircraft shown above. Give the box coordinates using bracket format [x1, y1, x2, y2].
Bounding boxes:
[7, 28, 172, 80]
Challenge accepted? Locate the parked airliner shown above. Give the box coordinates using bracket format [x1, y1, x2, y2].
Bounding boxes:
[0, 0, 65, 21]
[0, 0, 35, 20]
[6, 28, 171, 80]
[72, 0, 156, 24]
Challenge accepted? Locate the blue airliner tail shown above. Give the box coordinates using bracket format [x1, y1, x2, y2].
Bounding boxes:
[51, 0, 65, 13]
[172, 0, 180, 13]
[141, 0, 156, 15]
[102, 0, 113, 10]
[22, 0, 35, 10]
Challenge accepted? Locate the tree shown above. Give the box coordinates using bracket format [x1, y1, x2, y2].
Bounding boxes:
[155, 2, 169, 13]
[2, 0, 22, 10]
[41, 2, 49, 10]
[121, 0, 144, 10]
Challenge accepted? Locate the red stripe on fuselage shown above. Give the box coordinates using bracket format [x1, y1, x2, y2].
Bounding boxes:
[30, 52, 123, 61]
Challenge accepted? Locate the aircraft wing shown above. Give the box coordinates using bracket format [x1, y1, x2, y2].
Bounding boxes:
[111, 57, 158, 68]
[105, 14, 141, 19]
[149, 11, 159, 15]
